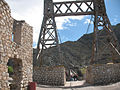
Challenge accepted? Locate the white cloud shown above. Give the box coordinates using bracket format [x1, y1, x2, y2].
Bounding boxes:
[5, 0, 86, 48]
[67, 23, 77, 27]
[84, 18, 93, 24]
[84, 19, 91, 24]
[11, 12, 24, 20]
[55, 16, 84, 30]
[6, 0, 43, 48]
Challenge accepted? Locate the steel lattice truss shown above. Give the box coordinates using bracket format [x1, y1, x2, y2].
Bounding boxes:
[36, 0, 120, 66]
[39, 17, 58, 49]
[54, 0, 94, 16]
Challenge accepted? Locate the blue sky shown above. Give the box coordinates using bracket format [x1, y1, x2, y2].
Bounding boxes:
[58, 0, 120, 43]
[5, 0, 120, 47]
[58, 16, 93, 43]
[105, 0, 120, 25]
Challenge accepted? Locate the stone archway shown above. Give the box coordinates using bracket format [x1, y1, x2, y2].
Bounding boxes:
[7, 58, 23, 90]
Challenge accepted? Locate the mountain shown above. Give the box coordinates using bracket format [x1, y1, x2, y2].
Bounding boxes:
[33, 23, 120, 69]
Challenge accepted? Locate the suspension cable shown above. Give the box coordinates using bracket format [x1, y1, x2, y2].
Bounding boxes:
[86, 15, 94, 34]
[57, 29, 62, 44]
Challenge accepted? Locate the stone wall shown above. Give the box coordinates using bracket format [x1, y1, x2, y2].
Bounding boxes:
[85, 63, 120, 85]
[33, 65, 66, 86]
[0, 0, 33, 90]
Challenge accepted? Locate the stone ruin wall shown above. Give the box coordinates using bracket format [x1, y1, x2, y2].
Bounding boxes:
[33, 65, 66, 86]
[86, 63, 120, 85]
[0, 0, 33, 90]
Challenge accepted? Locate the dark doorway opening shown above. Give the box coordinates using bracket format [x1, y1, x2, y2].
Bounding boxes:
[7, 58, 23, 90]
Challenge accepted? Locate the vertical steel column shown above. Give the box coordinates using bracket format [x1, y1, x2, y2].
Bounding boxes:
[91, 0, 99, 64]
[36, 0, 61, 66]
[90, 0, 120, 64]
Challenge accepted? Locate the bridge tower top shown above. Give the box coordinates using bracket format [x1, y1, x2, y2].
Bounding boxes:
[35, 0, 120, 66]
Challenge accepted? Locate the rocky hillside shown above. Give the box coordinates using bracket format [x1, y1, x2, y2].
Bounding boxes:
[33, 23, 120, 68]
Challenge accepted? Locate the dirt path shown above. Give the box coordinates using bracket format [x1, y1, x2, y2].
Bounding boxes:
[37, 80, 120, 90]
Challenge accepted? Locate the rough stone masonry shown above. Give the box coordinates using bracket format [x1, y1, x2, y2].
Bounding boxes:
[86, 63, 120, 85]
[0, 0, 33, 90]
[33, 65, 66, 86]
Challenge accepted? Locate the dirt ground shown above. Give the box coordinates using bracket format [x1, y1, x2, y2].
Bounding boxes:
[37, 80, 120, 90]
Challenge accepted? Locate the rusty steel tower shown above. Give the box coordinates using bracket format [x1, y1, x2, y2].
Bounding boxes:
[36, 0, 120, 66]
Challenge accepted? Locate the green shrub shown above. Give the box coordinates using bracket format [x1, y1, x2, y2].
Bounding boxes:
[8, 66, 13, 73]
[80, 67, 87, 75]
